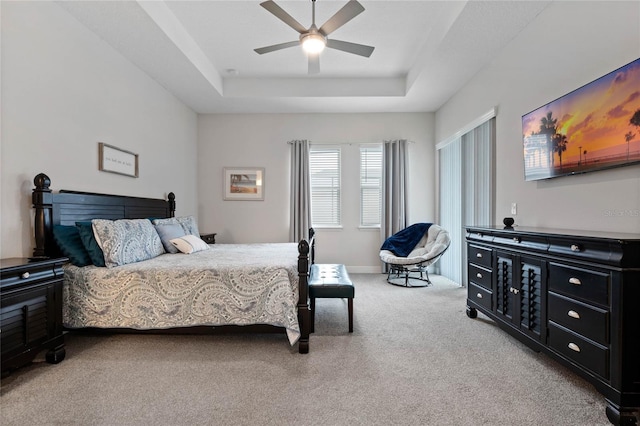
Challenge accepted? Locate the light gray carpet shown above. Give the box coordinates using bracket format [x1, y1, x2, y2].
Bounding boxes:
[1, 274, 608, 425]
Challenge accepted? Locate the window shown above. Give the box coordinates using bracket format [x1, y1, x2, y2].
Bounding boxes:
[360, 145, 382, 227]
[309, 146, 341, 227]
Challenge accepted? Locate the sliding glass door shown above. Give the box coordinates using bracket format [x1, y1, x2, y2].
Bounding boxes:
[437, 116, 495, 285]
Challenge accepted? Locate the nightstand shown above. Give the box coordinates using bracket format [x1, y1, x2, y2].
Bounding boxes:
[200, 233, 216, 244]
[1, 257, 68, 376]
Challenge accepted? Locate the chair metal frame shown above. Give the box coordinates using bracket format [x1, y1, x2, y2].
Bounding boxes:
[385, 241, 450, 288]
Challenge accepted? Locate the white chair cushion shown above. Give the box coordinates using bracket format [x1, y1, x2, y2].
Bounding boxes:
[380, 225, 450, 266]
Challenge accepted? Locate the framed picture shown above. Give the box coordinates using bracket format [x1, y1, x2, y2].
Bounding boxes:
[98, 143, 139, 178]
[223, 167, 264, 200]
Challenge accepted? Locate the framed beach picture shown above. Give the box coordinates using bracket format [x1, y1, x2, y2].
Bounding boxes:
[223, 167, 264, 200]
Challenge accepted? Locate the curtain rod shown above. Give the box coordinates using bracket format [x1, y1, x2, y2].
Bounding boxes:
[287, 140, 414, 145]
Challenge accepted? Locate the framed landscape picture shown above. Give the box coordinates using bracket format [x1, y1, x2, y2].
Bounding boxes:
[223, 167, 264, 200]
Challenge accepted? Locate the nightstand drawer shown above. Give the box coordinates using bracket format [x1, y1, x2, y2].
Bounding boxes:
[200, 233, 216, 244]
[548, 322, 609, 379]
[468, 282, 492, 311]
[0, 263, 63, 291]
[548, 263, 609, 307]
[548, 292, 608, 345]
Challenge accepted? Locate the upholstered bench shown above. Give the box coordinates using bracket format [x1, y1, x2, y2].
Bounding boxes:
[309, 263, 354, 333]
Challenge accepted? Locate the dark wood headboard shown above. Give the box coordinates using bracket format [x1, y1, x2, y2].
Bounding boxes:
[32, 173, 175, 259]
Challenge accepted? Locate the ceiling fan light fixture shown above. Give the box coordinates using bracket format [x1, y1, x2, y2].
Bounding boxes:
[301, 33, 326, 54]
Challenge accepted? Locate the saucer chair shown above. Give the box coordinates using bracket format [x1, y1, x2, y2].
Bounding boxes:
[380, 224, 451, 287]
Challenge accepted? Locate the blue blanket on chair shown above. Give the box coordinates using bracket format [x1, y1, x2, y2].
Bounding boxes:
[380, 223, 432, 257]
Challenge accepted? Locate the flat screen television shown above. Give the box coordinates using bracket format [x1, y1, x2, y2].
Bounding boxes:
[522, 57, 640, 181]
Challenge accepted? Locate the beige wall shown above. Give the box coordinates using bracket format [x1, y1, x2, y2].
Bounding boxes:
[436, 1, 640, 234]
[197, 113, 435, 272]
[0, 1, 198, 258]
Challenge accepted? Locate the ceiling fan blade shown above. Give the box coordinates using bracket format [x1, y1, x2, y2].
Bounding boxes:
[260, 0, 307, 34]
[254, 40, 300, 55]
[319, 0, 365, 36]
[326, 39, 374, 57]
[308, 54, 320, 75]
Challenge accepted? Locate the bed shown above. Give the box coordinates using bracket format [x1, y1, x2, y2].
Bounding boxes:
[31, 173, 314, 353]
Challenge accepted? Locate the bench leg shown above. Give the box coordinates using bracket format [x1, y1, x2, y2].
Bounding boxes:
[310, 297, 316, 333]
[348, 298, 353, 333]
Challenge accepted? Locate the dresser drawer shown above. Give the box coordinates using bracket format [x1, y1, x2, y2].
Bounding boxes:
[468, 282, 492, 311]
[548, 263, 609, 308]
[468, 244, 492, 268]
[548, 237, 614, 266]
[469, 264, 492, 290]
[548, 322, 609, 379]
[492, 232, 548, 253]
[548, 292, 608, 346]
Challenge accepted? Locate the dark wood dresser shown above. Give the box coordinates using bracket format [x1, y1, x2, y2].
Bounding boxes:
[1, 257, 67, 376]
[465, 226, 640, 425]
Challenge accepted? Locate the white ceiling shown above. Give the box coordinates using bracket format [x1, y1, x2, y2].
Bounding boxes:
[57, 0, 551, 114]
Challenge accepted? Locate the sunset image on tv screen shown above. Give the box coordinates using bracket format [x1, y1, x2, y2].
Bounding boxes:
[522, 58, 640, 181]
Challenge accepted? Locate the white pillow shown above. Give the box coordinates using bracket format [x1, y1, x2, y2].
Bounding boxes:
[170, 235, 210, 254]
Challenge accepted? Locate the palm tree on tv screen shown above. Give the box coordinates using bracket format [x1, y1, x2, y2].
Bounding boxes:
[539, 111, 558, 167]
[625, 131, 636, 160]
[553, 133, 568, 170]
[631, 109, 640, 128]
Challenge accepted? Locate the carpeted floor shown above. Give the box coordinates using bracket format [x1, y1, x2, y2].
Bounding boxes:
[1, 273, 609, 425]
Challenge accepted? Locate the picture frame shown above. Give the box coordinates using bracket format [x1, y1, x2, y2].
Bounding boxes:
[223, 167, 264, 201]
[98, 142, 139, 178]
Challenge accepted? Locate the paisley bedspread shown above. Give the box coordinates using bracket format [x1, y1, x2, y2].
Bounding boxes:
[63, 243, 301, 344]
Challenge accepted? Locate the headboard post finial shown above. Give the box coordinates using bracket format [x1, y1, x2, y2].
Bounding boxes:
[32, 173, 53, 258]
[168, 192, 176, 218]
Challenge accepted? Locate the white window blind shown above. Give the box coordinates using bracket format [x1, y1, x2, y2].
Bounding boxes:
[360, 145, 382, 226]
[310, 146, 341, 227]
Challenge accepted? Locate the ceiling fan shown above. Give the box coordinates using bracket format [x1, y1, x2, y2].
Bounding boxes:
[254, 0, 375, 75]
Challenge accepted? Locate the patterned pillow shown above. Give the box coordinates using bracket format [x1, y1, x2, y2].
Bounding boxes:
[170, 235, 210, 254]
[52, 225, 92, 267]
[152, 216, 199, 237]
[154, 223, 185, 254]
[92, 219, 165, 268]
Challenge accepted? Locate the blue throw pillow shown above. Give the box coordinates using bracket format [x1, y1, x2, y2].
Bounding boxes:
[154, 223, 186, 254]
[52, 225, 92, 267]
[76, 221, 106, 267]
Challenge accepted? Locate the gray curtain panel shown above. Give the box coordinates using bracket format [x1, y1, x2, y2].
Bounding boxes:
[289, 139, 311, 242]
[380, 139, 409, 270]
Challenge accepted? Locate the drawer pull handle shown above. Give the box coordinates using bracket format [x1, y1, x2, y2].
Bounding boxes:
[21, 272, 30, 279]
[567, 310, 580, 319]
[476, 253, 483, 258]
[476, 273, 482, 279]
[570, 244, 580, 252]
[568, 342, 581, 352]
[569, 277, 582, 285]
[477, 293, 483, 299]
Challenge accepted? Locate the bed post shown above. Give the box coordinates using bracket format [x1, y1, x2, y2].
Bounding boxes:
[297, 238, 311, 354]
[168, 192, 176, 217]
[32, 173, 53, 259]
